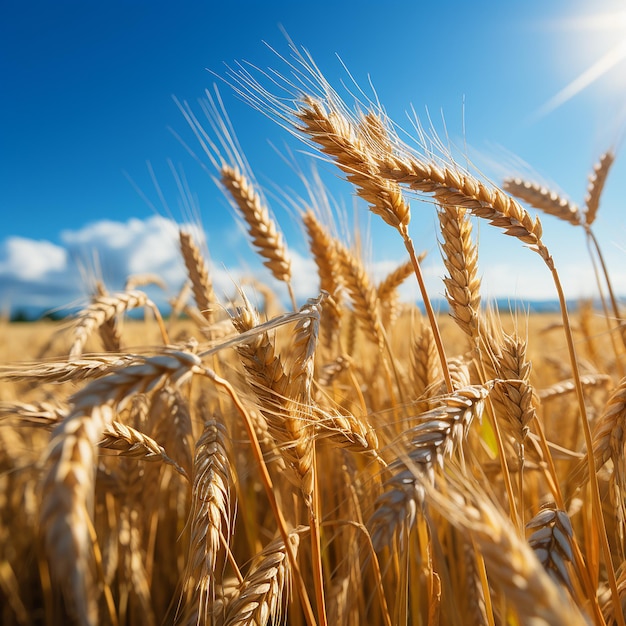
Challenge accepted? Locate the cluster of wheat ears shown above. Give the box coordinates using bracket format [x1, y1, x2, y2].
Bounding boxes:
[2, 46, 626, 626]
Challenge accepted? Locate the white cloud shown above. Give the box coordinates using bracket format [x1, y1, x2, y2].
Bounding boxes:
[0, 215, 316, 317]
[1, 213, 624, 318]
[0, 217, 192, 316]
[0, 237, 67, 281]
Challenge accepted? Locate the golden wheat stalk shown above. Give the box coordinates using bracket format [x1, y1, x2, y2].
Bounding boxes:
[313, 406, 379, 456]
[0, 355, 138, 384]
[231, 295, 315, 501]
[296, 97, 411, 231]
[489, 335, 536, 447]
[302, 209, 343, 347]
[336, 244, 384, 350]
[526, 506, 577, 596]
[123, 273, 167, 292]
[381, 154, 551, 263]
[98, 419, 188, 478]
[409, 319, 443, 411]
[572, 378, 626, 553]
[377, 257, 418, 328]
[538, 373, 611, 402]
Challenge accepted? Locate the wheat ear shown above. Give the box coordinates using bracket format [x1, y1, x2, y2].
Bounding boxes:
[336, 244, 384, 350]
[409, 319, 442, 411]
[296, 97, 410, 230]
[377, 257, 418, 327]
[585, 151, 614, 226]
[369, 384, 490, 548]
[123, 273, 167, 292]
[502, 177, 582, 226]
[181, 418, 233, 624]
[538, 374, 611, 402]
[98, 419, 188, 478]
[69, 290, 168, 358]
[230, 296, 315, 501]
[526, 506, 577, 596]
[572, 377, 626, 552]
[179, 229, 216, 323]
[302, 209, 343, 347]
[437, 205, 481, 341]
[489, 335, 536, 449]
[0, 355, 138, 384]
[223, 530, 301, 626]
[221, 164, 296, 309]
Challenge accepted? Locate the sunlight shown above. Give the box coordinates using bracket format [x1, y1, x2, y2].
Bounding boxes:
[537, 40, 626, 118]
[536, 5, 626, 118]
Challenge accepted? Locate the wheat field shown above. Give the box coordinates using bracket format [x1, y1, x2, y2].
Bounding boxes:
[1, 45, 626, 625]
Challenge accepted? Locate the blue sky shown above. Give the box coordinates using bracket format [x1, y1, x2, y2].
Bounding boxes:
[2, 0, 626, 316]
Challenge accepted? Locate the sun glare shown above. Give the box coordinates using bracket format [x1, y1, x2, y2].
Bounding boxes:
[535, 4, 626, 119]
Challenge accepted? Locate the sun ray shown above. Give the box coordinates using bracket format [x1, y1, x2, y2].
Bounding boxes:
[535, 40, 626, 119]
[533, 5, 626, 120]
